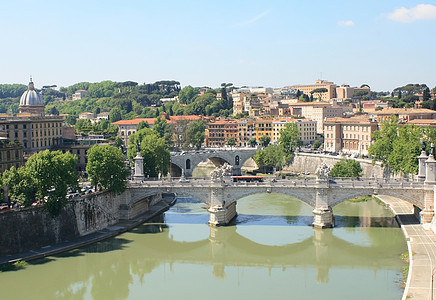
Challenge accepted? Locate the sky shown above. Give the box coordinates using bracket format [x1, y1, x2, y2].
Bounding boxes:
[1, 0, 436, 92]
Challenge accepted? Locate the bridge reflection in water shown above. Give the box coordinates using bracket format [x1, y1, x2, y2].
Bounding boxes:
[0, 194, 406, 300]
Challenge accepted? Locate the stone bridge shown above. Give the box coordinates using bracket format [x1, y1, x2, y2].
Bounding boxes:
[127, 176, 429, 228]
[170, 148, 258, 177]
[125, 149, 436, 229]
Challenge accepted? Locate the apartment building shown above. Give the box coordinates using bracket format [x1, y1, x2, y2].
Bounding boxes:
[370, 108, 436, 123]
[254, 118, 273, 142]
[323, 117, 377, 156]
[289, 102, 343, 133]
[272, 118, 317, 145]
[205, 120, 238, 147]
[0, 136, 24, 173]
[237, 119, 255, 147]
[113, 115, 203, 146]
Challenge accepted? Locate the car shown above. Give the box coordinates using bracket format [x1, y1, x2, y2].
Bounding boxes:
[179, 178, 190, 183]
[0, 203, 9, 211]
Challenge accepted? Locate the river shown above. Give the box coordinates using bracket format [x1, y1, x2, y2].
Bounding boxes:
[0, 190, 406, 300]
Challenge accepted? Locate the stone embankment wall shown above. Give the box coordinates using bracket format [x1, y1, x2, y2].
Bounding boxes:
[0, 190, 156, 257]
[285, 153, 386, 178]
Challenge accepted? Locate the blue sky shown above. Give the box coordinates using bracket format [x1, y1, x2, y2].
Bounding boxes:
[1, 0, 436, 91]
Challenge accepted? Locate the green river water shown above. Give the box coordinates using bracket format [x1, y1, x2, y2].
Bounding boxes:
[0, 189, 407, 300]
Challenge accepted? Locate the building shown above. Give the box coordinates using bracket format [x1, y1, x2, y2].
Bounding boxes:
[272, 118, 317, 145]
[288, 101, 343, 133]
[323, 117, 377, 156]
[370, 108, 436, 123]
[113, 115, 203, 146]
[254, 118, 273, 142]
[287, 80, 337, 101]
[0, 79, 64, 156]
[78, 112, 95, 120]
[237, 119, 255, 147]
[112, 118, 156, 145]
[72, 89, 88, 101]
[205, 120, 238, 147]
[0, 128, 24, 173]
[336, 84, 371, 100]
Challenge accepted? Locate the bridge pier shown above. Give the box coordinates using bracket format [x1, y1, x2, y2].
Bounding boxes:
[421, 154, 436, 223]
[312, 179, 334, 228]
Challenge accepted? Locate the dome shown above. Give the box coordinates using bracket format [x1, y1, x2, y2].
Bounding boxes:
[20, 79, 43, 106]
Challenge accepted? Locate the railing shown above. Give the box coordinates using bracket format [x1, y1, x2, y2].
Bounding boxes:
[129, 176, 425, 189]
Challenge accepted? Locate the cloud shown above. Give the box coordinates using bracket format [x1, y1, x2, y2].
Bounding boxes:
[338, 20, 354, 27]
[238, 10, 271, 26]
[388, 4, 436, 23]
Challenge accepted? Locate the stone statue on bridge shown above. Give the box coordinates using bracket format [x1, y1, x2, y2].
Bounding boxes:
[210, 163, 233, 182]
[316, 163, 331, 179]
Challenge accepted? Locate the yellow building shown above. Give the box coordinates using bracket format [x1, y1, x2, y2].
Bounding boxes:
[254, 119, 273, 142]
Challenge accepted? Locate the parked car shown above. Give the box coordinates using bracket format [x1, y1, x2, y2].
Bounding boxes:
[179, 178, 190, 183]
[0, 203, 10, 211]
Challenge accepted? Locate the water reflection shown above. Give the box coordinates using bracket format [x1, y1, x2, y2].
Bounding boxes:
[0, 195, 406, 300]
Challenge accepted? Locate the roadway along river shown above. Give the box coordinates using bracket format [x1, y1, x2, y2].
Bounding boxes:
[0, 193, 406, 300]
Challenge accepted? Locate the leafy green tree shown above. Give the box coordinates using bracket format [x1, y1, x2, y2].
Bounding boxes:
[114, 136, 123, 148]
[25, 150, 78, 215]
[109, 106, 122, 122]
[278, 123, 302, 153]
[313, 140, 322, 149]
[179, 86, 198, 104]
[226, 137, 236, 148]
[153, 116, 172, 144]
[136, 121, 149, 131]
[259, 135, 271, 148]
[299, 94, 310, 102]
[330, 158, 362, 177]
[423, 87, 431, 101]
[2, 166, 35, 207]
[368, 116, 399, 166]
[185, 120, 205, 150]
[86, 145, 129, 194]
[127, 128, 171, 177]
[248, 138, 257, 147]
[310, 88, 328, 101]
[253, 144, 288, 172]
[388, 125, 422, 175]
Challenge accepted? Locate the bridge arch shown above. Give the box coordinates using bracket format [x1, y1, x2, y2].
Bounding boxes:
[225, 189, 317, 208]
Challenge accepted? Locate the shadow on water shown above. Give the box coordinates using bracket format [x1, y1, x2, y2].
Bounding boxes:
[334, 215, 400, 228]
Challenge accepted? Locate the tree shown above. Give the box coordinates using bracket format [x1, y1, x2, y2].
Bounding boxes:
[278, 123, 302, 153]
[185, 120, 205, 150]
[310, 88, 328, 101]
[248, 138, 257, 147]
[259, 135, 271, 148]
[368, 116, 399, 166]
[313, 140, 322, 149]
[109, 106, 122, 122]
[127, 128, 171, 177]
[299, 94, 310, 102]
[153, 116, 172, 144]
[86, 145, 129, 194]
[136, 121, 149, 131]
[388, 125, 422, 175]
[179, 86, 198, 104]
[25, 150, 78, 215]
[2, 166, 35, 207]
[423, 87, 431, 101]
[226, 137, 236, 148]
[330, 158, 362, 177]
[253, 144, 287, 172]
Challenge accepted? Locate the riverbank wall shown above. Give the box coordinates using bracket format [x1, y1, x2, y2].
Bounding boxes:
[285, 153, 387, 178]
[0, 190, 159, 258]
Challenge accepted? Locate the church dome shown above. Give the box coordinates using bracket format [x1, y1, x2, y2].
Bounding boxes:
[20, 78, 44, 106]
